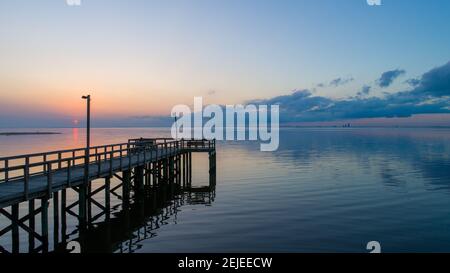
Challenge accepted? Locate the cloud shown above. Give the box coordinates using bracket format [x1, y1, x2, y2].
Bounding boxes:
[316, 76, 353, 89]
[329, 77, 354, 87]
[411, 61, 450, 97]
[248, 61, 450, 122]
[357, 85, 371, 96]
[405, 78, 420, 87]
[377, 69, 406, 88]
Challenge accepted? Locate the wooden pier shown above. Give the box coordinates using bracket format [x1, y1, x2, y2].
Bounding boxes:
[0, 138, 216, 253]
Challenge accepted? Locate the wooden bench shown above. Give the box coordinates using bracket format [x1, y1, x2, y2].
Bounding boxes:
[186, 140, 207, 148]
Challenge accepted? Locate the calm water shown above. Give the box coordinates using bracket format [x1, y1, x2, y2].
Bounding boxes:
[1, 127, 450, 253]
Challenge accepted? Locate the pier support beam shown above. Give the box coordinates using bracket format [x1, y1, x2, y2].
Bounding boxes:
[41, 198, 49, 253]
[79, 184, 87, 229]
[176, 155, 181, 187]
[169, 157, 174, 185]
[11, 204, 19, 253]
[164, 159, 169, 185]
[145, 163, 151, 189]
[105, 177, 111, 221]
[134, 166, 144, 196]
[87, 183, 92, 223]
[123, 170, 131, 208]
[53, 191, 59, 249]
[61, 189, 67, 244]
[188, 152, 192, 187]
[183, 153, 186, 188]
[28, 200, 35, 252]
[152, 162, 158, 187]
[209, 151, 216, 187]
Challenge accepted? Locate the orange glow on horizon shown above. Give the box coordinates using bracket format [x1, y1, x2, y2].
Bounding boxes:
[72, 128, 79, 144]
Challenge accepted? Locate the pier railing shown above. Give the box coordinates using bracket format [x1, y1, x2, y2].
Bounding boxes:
[0, 138, 215, 190]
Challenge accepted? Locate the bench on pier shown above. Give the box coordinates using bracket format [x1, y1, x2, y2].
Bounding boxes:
[186, 139, 208, 148]
[128, 138, 156, 153]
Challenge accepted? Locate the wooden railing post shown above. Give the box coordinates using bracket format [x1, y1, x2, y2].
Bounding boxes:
[24, 157, 30, 200]
[120, 144, 123, 169]
[143, 146, 147, 164]
[67, 159, 72, 187]
[128, 143, 132, 170]
[150, 144, 153, 162]
[109, 151, 113, 177]
[43, 154, 47, 173]
[58, 152, 62, 169]
[137, 148, 141, 165]
[47, 163, 52, 197]
[5, 159, 8, 183]
[156, 144, 159, 160]
[97, 154, 101, 175]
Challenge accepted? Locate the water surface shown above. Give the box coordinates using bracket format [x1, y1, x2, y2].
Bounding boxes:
[1, 127, 450, 253]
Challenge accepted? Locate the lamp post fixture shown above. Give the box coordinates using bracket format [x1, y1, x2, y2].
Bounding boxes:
[82, 95, 91, 156]
[174, 115, 178, 140]
[80, 94, 91, 226]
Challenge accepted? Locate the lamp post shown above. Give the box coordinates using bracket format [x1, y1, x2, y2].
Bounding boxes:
[174, 115, 178, 140]
[80, 94, 91, 227]
[82, 95, 91, 156]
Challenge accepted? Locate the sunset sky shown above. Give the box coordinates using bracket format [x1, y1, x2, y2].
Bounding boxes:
[1, 0, 450, 127]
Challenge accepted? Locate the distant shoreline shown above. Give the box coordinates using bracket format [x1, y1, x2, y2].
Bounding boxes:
[0, 132, 61, 136]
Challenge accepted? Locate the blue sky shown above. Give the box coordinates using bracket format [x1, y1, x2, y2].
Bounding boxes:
[0, 0, 449, 127]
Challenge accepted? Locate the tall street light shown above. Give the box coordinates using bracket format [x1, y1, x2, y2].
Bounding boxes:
[80, 94, 90, 226]
[82, 95, 91, 156]
[174, 115, 178, 140]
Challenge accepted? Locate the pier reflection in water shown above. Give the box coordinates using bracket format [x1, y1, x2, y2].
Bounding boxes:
[0, 175, 216, 253]
[56, 183, 216, 253]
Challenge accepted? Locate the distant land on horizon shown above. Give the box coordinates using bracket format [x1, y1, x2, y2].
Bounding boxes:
[0, 131, 61, 136]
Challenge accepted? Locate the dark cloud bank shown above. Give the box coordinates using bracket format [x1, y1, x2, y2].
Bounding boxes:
[249, 61, 450, 123]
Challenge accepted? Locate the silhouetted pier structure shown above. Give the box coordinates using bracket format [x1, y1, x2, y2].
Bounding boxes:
[54, 185, 215, 253]
[0, 138, 216, 253]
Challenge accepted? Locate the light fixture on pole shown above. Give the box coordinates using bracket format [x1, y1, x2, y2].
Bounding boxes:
[174, 115, 178, 140]
[81, 95, 91, 167]
[80, 94, 91, 226]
